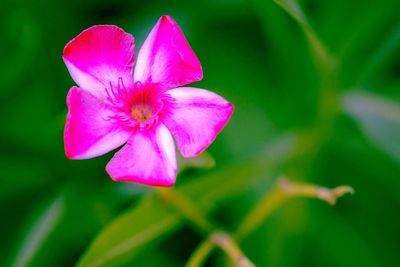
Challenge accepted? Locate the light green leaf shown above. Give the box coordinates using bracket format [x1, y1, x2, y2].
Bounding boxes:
[343, 91, 400, 163]
[77, 135, 296, 267]
[9, 195, 65, 267]
[8, 187, 117, 267]
[77, 196, 181, 267]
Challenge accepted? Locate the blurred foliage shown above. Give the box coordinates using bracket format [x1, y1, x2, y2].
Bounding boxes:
[1, 0, 399, 266]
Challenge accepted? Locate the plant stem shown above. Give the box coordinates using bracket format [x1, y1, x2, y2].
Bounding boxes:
[211, 232, 256, 267]
[234, 177, 353, 240]
[186, 231, 255, 267]
[273, 0, 335, 70]
[157, 188, 213, 234]
[185, 238, 215, 267]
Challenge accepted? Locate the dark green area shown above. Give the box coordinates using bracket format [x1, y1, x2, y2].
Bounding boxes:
[1, 0, 399, 266]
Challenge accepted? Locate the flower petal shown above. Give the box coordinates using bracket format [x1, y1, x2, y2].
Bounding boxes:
[63, 25, 134, 98]
[163, 87, 234, 157]
[134, 16, 202, 90]
[65, 87, 131, 159]
[106, 123, 177, 186]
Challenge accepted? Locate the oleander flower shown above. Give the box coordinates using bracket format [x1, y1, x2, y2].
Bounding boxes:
[63, 16, 233, 186]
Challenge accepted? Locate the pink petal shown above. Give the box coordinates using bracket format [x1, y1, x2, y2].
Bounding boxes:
[163, 87, 234, 157]
[134, 16, 202, 91]
[65, 87, 131, 159]
[106, 123, 177, 186]
[63, 25, 134, 99]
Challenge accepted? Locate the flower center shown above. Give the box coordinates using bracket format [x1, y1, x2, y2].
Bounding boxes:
[130, 103, 153, 123]
[127, 83, 165, 128]
[105, 80, 166, 130]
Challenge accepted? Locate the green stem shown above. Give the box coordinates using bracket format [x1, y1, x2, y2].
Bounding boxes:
[273, 0, 335, 70]
[186, 231, 256, 267]
[157, 188, 213, 234]
[272, 0, 340, 180]
[234, 180, 285, 240]
[211, 232, 256, 267]
[157, 189, 257, 266]
[185, 238, 215, 267]
[234, 177, 353, 240]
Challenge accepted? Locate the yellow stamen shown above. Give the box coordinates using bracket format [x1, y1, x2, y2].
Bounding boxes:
[130, 104, 152, 122]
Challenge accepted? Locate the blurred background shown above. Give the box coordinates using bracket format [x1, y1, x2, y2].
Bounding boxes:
[1, 0, 400, 266]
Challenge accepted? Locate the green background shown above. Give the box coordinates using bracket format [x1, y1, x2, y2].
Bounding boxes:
[1, 0, 400, 266]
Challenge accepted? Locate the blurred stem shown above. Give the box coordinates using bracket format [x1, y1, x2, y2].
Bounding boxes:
[157, 188, 213, 234]
[186, 231, 255, 267]
[158, 189, 256, 266]
[273, 0, 335, 70]
[185, 237, 215, 267]
[289, 66, 339, 180]
[272, 0, 341, 179]
[356, 24, 400, 85]
[212, 232, 256, 267]
[234, 177, 353, 240]
[273, 0, 339, 124]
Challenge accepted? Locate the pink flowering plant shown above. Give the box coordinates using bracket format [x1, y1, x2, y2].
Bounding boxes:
[58, 13, 355, 267]
[63, 16, 233, 186]
[5, 0, 399, 263]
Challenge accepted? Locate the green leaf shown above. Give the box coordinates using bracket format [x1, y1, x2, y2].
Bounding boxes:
[8, 186, 117, 267]
[77, 195, 181, 267]
[343, 91, 400, 163]
[181, 134, 297, 211]
[9, 195, 65, 267]
[77, 135, 296, 267]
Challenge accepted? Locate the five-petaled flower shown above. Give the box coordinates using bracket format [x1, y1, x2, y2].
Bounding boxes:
[63, 16, 233, 186]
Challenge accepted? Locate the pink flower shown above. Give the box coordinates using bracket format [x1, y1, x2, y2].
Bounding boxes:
[62, 16, 233, 186]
